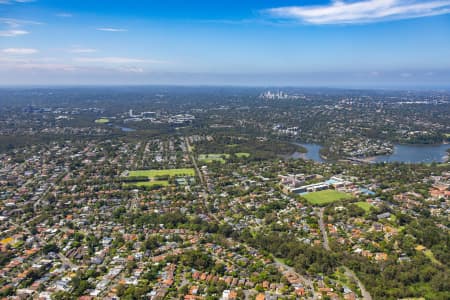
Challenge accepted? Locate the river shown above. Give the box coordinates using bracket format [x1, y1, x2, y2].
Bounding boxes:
[292, 142, 449, 164]
[291, 143, 325, 163]
[373, 144, 449, 163]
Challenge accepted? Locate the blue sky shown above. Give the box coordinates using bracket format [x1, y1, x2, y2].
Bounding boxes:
[1, 0, 450, 87]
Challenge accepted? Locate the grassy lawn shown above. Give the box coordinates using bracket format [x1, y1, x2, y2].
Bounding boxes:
[124, 169, 194, 189]
[389, 214, 397, 222]
[128, 169, 195, 178]
[95, 118, 110, 124]
[424, 249, 442, 266]
[124, 180, 169, 187]
[355, 201, 372, 212]
[198, 154, 230, 164]
[274, 257, 289, 265]
[227, 144, 238, 148]
[235, 152, 250, 158]
[303, 190, 352, 205]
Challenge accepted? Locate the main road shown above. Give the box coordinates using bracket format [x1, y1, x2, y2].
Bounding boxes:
[184, 136, 219, 222]
[184, 137, 205, 186]
[318, 207, 330, 250]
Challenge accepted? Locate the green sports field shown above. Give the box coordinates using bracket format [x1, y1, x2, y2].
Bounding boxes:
[124, 169, 194, 189]
[95, 118, 110, 124]
[128, 168, 195, 178]
[303, 190, 352, 205]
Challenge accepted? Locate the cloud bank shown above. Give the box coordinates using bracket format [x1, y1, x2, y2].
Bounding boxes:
[2, 47, 37, 54]
[266, 0, 450, 24]
[0, 18, 40, 37]
[0, 29, 28, 36]
[74, 57, 165, 64]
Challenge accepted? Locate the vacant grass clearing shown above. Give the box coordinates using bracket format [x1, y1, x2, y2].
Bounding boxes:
[355, 201, 373, 212]
[235, 152, 250, 158]
[424, 249, 442, 266]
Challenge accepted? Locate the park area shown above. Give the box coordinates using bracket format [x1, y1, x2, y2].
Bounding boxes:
[128, 169, 195, 178]
[95, 118, 110, 124]
[124, 169, 195, 188]
[303, 190, 352, 205]
[235, 152, 250, 158]
[198, 154, 229, 163]
[355, 201, 373, 212]
[199, 152, 250, 163]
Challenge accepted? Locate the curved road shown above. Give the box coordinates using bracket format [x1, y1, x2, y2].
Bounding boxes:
[343, 267, 372, 300]
[273, 259, 318, 300]
[317, 207, 372, 300]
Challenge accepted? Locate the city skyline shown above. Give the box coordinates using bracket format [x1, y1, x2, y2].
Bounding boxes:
[1, 0, 450, 87]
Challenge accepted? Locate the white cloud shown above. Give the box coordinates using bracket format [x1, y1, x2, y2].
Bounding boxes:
[0, 29, 29, 36]
[0, 53, 166, 75]
[265, 0, 450, 24]
[69, 48, 97, 54]
[2, 47, 37, 54]
[96, 27, 127, 32]
[74, 57, 164, 64]
[0, 18, 41, 26]
[0, 18, 40, 37]
[12, 63, 77, 71]
[0, 56, 77, 71]
[0, 56, 152, 74]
